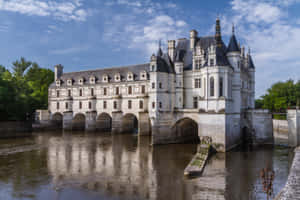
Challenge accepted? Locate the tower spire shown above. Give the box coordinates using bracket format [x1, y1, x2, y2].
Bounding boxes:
[232, 23, 235, 35]
[157, 39, 163, 57]
[215, 17, 222, 47]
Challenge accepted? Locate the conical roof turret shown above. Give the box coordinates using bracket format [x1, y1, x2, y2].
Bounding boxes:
[227, 24, 240, 53]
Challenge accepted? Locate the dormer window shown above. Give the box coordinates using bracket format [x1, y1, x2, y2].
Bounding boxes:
[115, 73, 121, 82]
[210, 59, 214, 66]
[79, 77, 84, 85]
[90, 76, 96, 84]
[140, 71, 147, 80]
[56, 80, 61, 86]
[103, 74, 108, 83]
[151, 65, 155, 72]
[127, 72, 133, 81]
[195, 59, 201, 69]
[67, 79, 73, 86]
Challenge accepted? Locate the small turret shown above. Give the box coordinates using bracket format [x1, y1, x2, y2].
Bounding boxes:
[215, 17, 222, 48]
[157, 40, 163, 57]
[190, 30, 198, 50]
[168, 40, 176, 62]
[54, 64, 63, 80]
[227, 24, 240, 53]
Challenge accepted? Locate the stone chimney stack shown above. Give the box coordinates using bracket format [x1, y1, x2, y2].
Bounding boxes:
[54, 64, 63, 80]
[190, 30, 198, 50]
[168, 40, 176, 62]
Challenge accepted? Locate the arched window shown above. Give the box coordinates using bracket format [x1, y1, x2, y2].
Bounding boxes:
[219, 77, 223, 97]
[210, 77, 214, 97]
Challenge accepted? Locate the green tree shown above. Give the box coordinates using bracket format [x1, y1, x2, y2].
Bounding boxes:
[0, 58, 54, 121]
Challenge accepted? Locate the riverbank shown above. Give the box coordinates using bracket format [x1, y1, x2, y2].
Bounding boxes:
[277, 146, 300, 200]
[0, 121, 32, 138]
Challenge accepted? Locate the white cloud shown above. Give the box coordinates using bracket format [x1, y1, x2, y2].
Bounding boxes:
[0, 0, 90, 21]
[102, 0, 186, 56]
[50, 45, 90, 55]
[225, 0, 300, 97]
[0, 24, 9, 32]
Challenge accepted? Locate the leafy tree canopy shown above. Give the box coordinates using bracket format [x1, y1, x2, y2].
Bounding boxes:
[0, 58, 54, 121]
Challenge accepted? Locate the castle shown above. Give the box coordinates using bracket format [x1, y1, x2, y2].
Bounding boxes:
[47, 18, 272, 152]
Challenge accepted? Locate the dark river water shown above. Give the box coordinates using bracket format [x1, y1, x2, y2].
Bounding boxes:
[0, 132, 294, 200]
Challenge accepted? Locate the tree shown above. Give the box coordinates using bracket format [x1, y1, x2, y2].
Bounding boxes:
[0, 58, 54, 121]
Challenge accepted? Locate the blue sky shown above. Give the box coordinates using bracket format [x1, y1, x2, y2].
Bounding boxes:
[0, 0, 300, 97]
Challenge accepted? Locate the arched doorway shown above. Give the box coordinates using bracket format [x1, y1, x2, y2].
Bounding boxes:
[96, 113, 112, 132]
[51, 112, 63, 128]
[172, 118, 200, 143]
[72, 113, 86, 131]
[122, 113, 138, 134]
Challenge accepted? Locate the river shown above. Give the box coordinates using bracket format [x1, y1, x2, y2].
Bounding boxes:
[0, 131, 294, 200]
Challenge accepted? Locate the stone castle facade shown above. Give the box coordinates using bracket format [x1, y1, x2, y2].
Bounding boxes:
[48, 19, 268, 152]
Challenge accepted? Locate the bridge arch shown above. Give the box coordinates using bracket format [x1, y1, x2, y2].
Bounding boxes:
[72, 113, 86, 131]
[96, 112, 112, 132]
[122, 113, 138, 134]
[51, 112, 63, 128]
[172, 117, 200, 143]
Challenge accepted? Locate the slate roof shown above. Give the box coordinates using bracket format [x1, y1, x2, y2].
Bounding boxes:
[227, 34, 240, 52]
[248, 55, 255, 69]
[50, 63, 149, 88]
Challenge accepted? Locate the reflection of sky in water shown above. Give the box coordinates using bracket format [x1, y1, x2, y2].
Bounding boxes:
[0, 132, 294, 200]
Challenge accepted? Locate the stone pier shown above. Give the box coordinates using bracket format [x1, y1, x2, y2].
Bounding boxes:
[287, 109, 300, 147]
[277, 147, 300, 200]
[111, 112, 123, 134]
[85, 111, 97, 132]
[63, 111, 73, 131]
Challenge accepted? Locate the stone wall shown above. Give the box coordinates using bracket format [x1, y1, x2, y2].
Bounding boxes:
[273, 119, 289, 134]
[0, 121, 32, 138]
[277, 147, 300, 200]
[246, 109, 274, 145]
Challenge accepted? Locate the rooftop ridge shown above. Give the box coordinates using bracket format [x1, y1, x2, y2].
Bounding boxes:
[63, 63, 150, 75]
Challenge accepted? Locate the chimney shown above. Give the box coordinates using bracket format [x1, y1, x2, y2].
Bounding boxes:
[190, 30, 198, 50]
[54, 64, 63, 80]
[168, 40, 176, 62]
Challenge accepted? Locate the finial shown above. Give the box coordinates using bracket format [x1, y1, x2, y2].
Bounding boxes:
[232, 23, 235, 35]
[159, 39, 161, 49]
[248, 47, 251, 55]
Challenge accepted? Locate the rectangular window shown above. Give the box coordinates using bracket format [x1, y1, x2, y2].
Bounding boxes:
[79, 89, 83, 96]
[116, 87, 119, 95]
[68, 89, 71, 97]
[210, 59, 214, 66]
[56, 102, 59, 109]
[65, 102, 68, 109]
[159, 102, 162, 108]
[91, 88, 94, 96]
[194, 79, 199, 88]
[103, 101, 107, 109]
[152, 102, 155, 109]
[128, 86, 132, 95]
[141, 85, 145, 94]
[139, 100, 143, 109]
[159, 82, 162, 89]
[113, 101, 117, 109]
[193, 97, 198, 108]
[128, 100, 132, 109]
[103, 88, 107, 95]
[79, 101, 82, 109]
[194, 79, 202, 88]
[56, 90, 60, 97]
[152, 82, 155, 89]
[89, 102, 92, 109]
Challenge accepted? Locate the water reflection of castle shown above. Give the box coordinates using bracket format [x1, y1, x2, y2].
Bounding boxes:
[47, 134, 159, 199]
[44, 133, 278, 200]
